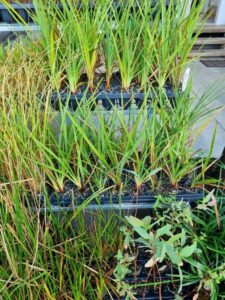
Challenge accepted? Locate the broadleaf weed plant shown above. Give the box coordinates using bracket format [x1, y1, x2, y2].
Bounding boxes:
[114, 195, 225, 299]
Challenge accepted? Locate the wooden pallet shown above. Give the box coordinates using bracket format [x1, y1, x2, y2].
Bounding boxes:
[191, 24, 225, 58]
[195, 24, 225, 33]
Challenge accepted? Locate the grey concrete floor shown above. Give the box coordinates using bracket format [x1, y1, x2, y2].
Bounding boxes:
[190, 61, 225, 158]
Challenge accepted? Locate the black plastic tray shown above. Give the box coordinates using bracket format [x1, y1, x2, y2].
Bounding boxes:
[105, 258, 192, 300]
[35, 190, 203, 213]
[125, 260, 171, 279]
[111, 277, 194, 300]
[49, 88, 176, 111]
[0, 4, 34, 24]
[107, 295, 174, 300]
[104, 250, 195, 300]
[0, 1, 171, 24]
[110, 292, 175, 300]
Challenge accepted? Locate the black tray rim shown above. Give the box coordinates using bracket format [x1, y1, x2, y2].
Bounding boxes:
[50, 90, 176, 101]
[33, 190, 203, 212]
[0, 4, 34, 10]
[0, 1, 170, 11]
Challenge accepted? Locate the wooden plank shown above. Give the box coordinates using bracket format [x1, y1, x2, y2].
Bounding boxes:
[195, 24, 225, 33]
[189, 49, 225, 57]
[195, 37, 225, 45]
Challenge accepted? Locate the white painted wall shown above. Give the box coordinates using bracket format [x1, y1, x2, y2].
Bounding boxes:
[215, 0, 225, 25]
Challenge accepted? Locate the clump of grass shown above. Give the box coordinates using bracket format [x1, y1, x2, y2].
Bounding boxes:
[0, 42, 50, 193]
[110, 0, 144, 91]
[0, 186, 122, 299]
[0, 2, 224, 300]
[153, 0, 206, 87]
[33, 0, 64, 89]
[102, 11, 117, 91]
[0, 42, 223, 196]
[4, 0, 207, 92]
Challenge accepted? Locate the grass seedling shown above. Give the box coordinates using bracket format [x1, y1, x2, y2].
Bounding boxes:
[11, 0, 207, 92]
[169, 0, 207, 86]
[30, 101, 96, 192]
[102, 12, 117, 91]
[68, 106, 125, 191]
[33, 0, 64, 90]
[151, 0, 206, 88]
[72, 0, 109, 91]
[116, 97, 163, 192]
[57, 0, 85, 93]
[111, 1, 144, 91]
[136, 0, 160, 89]
[61, 25, 84, 94]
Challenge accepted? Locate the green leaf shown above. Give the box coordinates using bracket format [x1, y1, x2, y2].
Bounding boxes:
[134, 227, 152, 240]
[120, 226, 127, 233]
[142, 216, 152, 226]
[126, 216, 144, 228]
[135, 238, 150, 248]
[156, 224, 172, 237]
[117, 250, 123, 260]
[124, 233, 132, 248]
[181, 229, 187, 246]
[165, 244, 182, 266]
[180, 243, 197, 258]
[154, 239, 164, 259]
[168, 233, 183, 244]
[159, 243, 166, 262]
[149, 167, 162, 177]
[175, 295, 183, 300]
